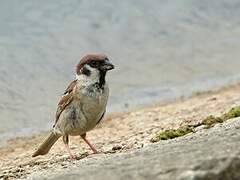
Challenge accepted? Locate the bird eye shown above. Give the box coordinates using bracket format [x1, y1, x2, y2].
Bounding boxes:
[89, 61, 97, 67]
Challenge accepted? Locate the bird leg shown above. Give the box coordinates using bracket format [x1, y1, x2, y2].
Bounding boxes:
[63, 135, 76, 159]
[81, 133, 98, 154]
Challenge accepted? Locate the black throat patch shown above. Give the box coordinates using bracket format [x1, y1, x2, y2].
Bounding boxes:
[91, 71, 106, 91]
[99, 71, 106, 89]
[82, 66, 107, 90]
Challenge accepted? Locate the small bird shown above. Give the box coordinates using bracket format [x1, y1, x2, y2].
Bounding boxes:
[32, 54, 114, 159]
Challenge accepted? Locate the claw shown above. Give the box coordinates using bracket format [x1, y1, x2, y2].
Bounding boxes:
[81, 134, 98, 154]
[64, 143, 76, 160]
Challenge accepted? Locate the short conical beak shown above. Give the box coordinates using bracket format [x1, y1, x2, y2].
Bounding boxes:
[101, 61, 115, 71]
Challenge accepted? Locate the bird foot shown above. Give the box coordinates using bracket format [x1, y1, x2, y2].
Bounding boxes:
[69, 154, 77, 160]
[92, 149, 98, 154]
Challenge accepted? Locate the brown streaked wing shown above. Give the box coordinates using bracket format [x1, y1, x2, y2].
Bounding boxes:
[63, 80, 77, 95]
[54, 80, 77, 127]
[54, 93, 74, 127]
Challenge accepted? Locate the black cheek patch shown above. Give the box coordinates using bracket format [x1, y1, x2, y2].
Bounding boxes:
[82, 66, 91, 76]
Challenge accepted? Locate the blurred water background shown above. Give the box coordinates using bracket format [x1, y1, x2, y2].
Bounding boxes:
[1, 0, 240, 143]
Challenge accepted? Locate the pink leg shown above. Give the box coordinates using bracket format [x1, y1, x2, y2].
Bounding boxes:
[64, 143, 76, 160]
[81, 134, 98, 154]
[63, 135, 76, 160]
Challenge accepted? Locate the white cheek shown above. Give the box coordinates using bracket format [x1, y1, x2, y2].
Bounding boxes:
[76, 74, 82, 81]
[86, 65, 99, 79]
[76, 65, 99, 84]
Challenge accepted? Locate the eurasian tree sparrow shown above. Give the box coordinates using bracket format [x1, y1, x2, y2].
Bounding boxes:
[32, 54, 114, 159]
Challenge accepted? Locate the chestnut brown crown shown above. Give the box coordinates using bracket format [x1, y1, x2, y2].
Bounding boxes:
[76, 54, 114, 75]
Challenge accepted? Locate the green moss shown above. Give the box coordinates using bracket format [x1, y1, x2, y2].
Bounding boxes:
[221, 106, 240, 120]
[202, 115, 223, 128]
[150, 126, 193, 143]
[150, 106, 240, 143]
[202, 106, 240, 128]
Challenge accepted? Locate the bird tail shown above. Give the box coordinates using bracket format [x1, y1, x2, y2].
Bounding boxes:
[32, 132, 61, 157]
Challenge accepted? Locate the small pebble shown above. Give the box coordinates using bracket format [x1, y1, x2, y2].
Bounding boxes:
[112, 145, 122, 151]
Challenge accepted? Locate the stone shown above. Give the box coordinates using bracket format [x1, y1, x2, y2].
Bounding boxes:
[28, 118, 240, 180]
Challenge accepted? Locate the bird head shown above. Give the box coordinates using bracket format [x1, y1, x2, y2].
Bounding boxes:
[75, 54, 114, 84]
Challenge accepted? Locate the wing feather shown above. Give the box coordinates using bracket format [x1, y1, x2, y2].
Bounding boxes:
[53, 80, 77, 127]
[63, 80, 77, 95]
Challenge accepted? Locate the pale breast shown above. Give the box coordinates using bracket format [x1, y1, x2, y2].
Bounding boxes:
[55, 83, 109, 136]
[80, 84, 109, 130]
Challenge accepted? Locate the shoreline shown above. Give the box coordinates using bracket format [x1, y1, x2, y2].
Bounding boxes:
[1, 74, 240, 146]
[1, 83, 240, 179]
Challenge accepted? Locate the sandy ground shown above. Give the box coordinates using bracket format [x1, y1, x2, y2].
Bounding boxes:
[1, 84, 240, 179]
